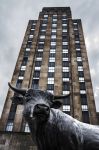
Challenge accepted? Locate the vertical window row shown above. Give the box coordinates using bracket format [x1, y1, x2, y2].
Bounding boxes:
[73, 21, 89, 123]
[47, 48, 56, 93]
[6, 22, 37, 132]
[32, 20, 46, 89]
[62, 25, 70, 114]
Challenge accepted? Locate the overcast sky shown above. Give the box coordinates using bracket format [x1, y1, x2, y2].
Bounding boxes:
[0, 0, 99, 116]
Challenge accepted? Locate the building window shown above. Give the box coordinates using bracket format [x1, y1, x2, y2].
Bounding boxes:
[49, 62, 55, 67]
[6, 122, 13, 131]
[16, 79, 23, 88]
[48, 67, 55, 72]
[76, 51, 82, 57]
[78, 66, 83, 71]
[48, 72, 54, 78]
[25, 123, 30, 133]
[63, 82, 70, 91]
[62, 72, 69, 78]
[77, 61, 83, 66]
[51, 35, 56, 39]
[29, 35, 33, 38]
[82, 105, 88, 111]
[80, 90, 86, 94]
[78, 71, 84, 77]
[62, 53, 69, 58]
[82, 111, 90, 123]
[36, 52, 43, 57]
[62, 61, 69, 67]
[63, 105, 70, 111]
[63, 67, 69, 72]
[33, 71, 40, 78]
[48, 78, 54, 84]
[26, 48, 30, 51]
[79, 77, 84, 82]
[32, 79, 39, 89]
[21, 66, 26, 70]
[39, 35, 45, 39]
[47, 84, 54, 90]
[80, 94, 88, 105]
[35, 61, 42, 67]
[80, 82, 86, 90]
[77, 57, 82, 61]
[62, 45, 68, 49]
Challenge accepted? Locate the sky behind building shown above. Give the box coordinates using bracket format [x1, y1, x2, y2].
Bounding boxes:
[0, 0, 99, 116]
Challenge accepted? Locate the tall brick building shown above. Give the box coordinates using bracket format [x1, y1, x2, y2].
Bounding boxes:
[0, 7, 98, 149]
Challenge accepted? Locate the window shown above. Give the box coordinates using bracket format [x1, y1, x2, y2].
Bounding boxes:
[77, 61, 83, 66]
[24, 51, 30, 57]
[63, 95, 70, 105]
[63, 67, 69, 72]
[44, 15, 48, 18]
[63, 49, 68, 53]
[77, 57, 82, 61]
[51, 35, 56, 39]
[79, 77, 84, 82]
[50, 49, 55, 53]
[47, 84, 54, 90]
[26, 48, 30, 51]
[49, 58, 55, 62]
[49, 62, 55, 67]
[80, 94, 87, 105]
[62, 61, 69, 67]
[48, 72, 54, 78]
[78, 71, 84, 77]
[78, 66, 83, 71]
[82, 111, 90, 123]
[63, 105, 70, 111]
[63, 82, 70, 91]
[32, 79, 39, 89]
[52, 29, 56, 33]
[62, 72, 69, 78]
[51, 42, 56, 46]
[38, 44, 44, 49]
[19, 70, 25, 77]
[63, 91, 70, 95]
[48, 78, 54, 84]
[48, 67, 55, 72]
[39, 35, 45, 39]
[75, 43, 80, 49]
[80, 90, 86, 94]
[62, 45, 68, 49]
[62, 42, 68, 45]
[49, 53, 55, 57]
[6, 122, 13, 131]
[22, 57, 28, 66]
[76, 51, 81, 57]
[33, 71, 40, 78]
[36, 52, 43, 58]
[29, 35, 33, 38]
[62, 53, 68, 58]
[80, 82, 86, 90]
[25, 123, 30, 133]
[35, 61, 42, 67]
[21, 66, 26, 70]
[16, 79, 23, 88]
[62, 29, 67, 32]
[62, 35, 68, 42]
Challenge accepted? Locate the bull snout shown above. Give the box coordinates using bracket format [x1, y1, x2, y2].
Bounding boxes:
[33, 104, 50, 122]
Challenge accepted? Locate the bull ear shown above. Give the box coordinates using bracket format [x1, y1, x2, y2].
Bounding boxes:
[51, 101, 62, 109]
[8, 82, 26, 96]
[54, 93, 70, 100]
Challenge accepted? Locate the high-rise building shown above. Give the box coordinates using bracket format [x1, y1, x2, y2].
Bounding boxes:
[0, 7, 98, 149]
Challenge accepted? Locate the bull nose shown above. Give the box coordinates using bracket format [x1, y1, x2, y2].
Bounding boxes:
[35, 104, 49, 112]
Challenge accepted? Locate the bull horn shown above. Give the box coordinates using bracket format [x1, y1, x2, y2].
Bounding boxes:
[8, 82, 26, 96]
[54, 93, 70, 100]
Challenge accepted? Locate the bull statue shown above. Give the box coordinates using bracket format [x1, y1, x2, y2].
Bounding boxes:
[8, 83, 99, 150]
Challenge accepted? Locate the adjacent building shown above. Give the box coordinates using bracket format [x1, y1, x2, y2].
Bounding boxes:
[0, 7, 98, 149]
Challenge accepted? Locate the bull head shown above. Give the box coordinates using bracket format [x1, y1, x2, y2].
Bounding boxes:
[8, 83, 70, 108]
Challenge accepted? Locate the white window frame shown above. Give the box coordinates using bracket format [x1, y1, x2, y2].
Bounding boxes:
[82, 105, 88, 111]
[21, 66, 26, 70]
[77, 57, 82, 61]
[48, 67, 55, 72]
[78, 66, 83, 71]
[63, 78, 69, 81]
[49, 58, 55, 62]
[80, 90, 86, 94]
[39, 35, 45, 39]
[63, 67, 69, 72]
[79, 77, 84, 82]
[63, 91, 70, 95]
[63, 105, 70, 112]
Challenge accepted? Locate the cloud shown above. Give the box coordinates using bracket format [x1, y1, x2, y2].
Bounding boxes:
[0, 0, 99, 116]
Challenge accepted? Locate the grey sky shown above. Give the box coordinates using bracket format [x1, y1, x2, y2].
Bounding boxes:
[0, 0, 99, 116]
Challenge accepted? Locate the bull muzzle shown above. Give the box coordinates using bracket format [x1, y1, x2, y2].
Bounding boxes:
[33, 104, 50, 122]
